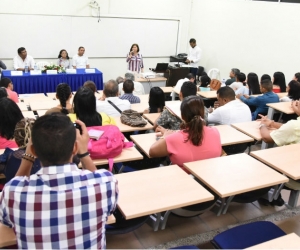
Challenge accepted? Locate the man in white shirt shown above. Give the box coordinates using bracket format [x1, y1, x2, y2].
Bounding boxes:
[118, 72, 145, 96]
[72, 47, 90, 69]
[96, 80, 131, 117]
[13, 47, 35, 71]
[171, 73, 195, 99]
[208, 86, 251, 125]
[185, 38, 201, 77]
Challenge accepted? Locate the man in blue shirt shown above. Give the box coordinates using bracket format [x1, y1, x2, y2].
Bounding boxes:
[236, 79, 279, 120]
[119, 79, 141, 104]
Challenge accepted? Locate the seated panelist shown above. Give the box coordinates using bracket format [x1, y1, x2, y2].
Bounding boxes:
[13, 47, 35, 71]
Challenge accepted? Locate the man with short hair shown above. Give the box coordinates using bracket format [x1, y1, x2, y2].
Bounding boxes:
[154, 81, 207, 130]
[119, 79, 141, 104]
[118, 72, 145, 96]
[208, 87, 251, 125]
[0, 77, 18, 103]
[96, 79, 131, 116]
[225, 68, 240, 86]
[0, 115, 118, 249]
[13, 47, 35, 71]
[72, 46, 90, 69]
[229, 72, 246, 91]
[171, 73, 195, 99]
[185, 38, 202, 77]
[237, 79, 279, 120]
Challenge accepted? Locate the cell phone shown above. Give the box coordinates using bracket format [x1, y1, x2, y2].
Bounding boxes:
[74, 123, 82, 134]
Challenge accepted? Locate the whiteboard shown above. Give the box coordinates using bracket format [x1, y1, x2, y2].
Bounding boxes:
[0, 14, 179, 59]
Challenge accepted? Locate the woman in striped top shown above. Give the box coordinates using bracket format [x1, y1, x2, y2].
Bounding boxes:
[126, 43, 144, 73]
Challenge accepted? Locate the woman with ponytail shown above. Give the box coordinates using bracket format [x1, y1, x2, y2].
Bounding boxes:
[46, 83, 73, 115]
[150, 95, 222, 173]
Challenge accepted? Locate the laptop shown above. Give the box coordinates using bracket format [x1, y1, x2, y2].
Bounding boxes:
[154, 63, 169, 72]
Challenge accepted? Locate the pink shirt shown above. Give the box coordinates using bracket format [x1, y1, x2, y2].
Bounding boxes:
[165, 127, 222, 173]
[6, 88, 19, 103]
[0, 136, 18, 149]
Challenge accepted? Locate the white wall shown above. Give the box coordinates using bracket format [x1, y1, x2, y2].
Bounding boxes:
[190, 0, 300, 81]
[0, 0, 192, 82]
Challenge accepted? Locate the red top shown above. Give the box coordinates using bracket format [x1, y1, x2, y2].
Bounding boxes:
[165, 127, 222, 173]
[0, 136, 18, 149]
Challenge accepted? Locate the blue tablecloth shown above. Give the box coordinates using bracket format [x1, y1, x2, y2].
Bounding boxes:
[2, 69, 103, 94]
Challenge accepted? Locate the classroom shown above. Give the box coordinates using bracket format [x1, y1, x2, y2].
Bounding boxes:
[1, 0, 300, 249]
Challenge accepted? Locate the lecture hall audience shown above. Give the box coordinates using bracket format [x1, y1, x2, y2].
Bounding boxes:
[0, 78, 19, 103]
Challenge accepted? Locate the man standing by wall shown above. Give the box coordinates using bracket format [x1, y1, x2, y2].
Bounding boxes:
[185, 38, 201, 77]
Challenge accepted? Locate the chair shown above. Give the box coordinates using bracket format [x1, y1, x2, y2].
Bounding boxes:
[207, 68, 220, 80]
[211, 221, 286, 249]
[36, 61, 50, 70]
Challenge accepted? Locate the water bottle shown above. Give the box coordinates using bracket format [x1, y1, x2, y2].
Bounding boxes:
[24, 63, 28, 73]
[34, 63, 38, 71]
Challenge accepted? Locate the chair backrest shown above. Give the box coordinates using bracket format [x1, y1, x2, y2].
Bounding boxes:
[207, 68, 220, 80]
[36, 61, 50, 70]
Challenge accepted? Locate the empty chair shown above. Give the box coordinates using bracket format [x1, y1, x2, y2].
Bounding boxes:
[211, 221, 286, 249]
[207, 68, 220, 80]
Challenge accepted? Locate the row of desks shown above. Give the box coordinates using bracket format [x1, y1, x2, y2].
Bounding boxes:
[2, 144, 298, 247]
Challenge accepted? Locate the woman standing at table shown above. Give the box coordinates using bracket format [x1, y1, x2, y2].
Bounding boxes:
[126, 43, 144, 73]
[57, 49, 71, 69]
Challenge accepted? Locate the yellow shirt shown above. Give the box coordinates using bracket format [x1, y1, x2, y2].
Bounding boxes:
[270, 117, 300, 146]
[68, 112, 116, 125]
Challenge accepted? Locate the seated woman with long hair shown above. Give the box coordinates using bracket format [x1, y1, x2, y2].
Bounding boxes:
[280, 80, 300, 102]
[69, 87, 115, 126]
[273, 72, 286, 93]
[0, 98, 23, 149]
[144, 86, 165, 114]
[150, 95, 222, 173]
[236, 73, 261, 95]
[46, 83, 73, 115]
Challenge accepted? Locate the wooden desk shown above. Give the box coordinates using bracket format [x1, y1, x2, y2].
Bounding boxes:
[131, 126, 253, 158]
[143, 113, 160, 125]
[160, 87, 173, 93]
[79, 145, 143, 167]
[114, 116, 153, 132]
[0, 215, 116, 248]
[267, 102, 294, 119]
[131, 102, 148, 114]
[29, 100, 59, 111]
[22, 111, 36, 119]
[246, 233, 300, 249]
[231, 121, 262, 141]
[215, 125, 254, 146]
[184, 153, 288, 214]
[251, 144, 300, 180]
[197, 91, 217, 99]
[115, 165, 214, 220]
[17, 102, 28, 111]
[19, 93, 48, 104]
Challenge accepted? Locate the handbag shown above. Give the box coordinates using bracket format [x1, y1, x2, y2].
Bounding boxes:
[108, 100, 147, 127]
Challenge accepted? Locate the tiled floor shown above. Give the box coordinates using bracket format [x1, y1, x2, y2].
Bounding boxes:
[106, 144, 300, 249]
[106, 190, 300, 249]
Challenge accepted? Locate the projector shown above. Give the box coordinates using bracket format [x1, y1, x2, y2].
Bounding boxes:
[141, 72, 156, 79]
